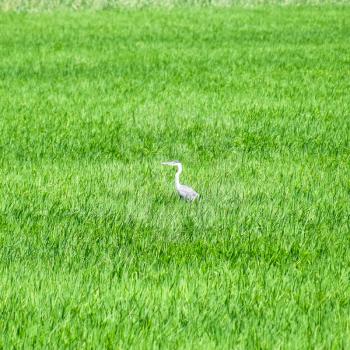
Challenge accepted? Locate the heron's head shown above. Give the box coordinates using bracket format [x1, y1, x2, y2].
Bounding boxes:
[161, 160, 181, 167]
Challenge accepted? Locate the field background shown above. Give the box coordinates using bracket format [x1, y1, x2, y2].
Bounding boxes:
[1, 2, 350, 349]
[1, 0, 348, 12]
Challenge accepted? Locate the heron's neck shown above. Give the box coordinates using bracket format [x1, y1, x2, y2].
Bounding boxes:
[175, 164, 182, 189]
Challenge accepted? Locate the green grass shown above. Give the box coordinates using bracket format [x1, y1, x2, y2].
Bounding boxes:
[0, 5, 350, 349]
[1, 0, 347, 12]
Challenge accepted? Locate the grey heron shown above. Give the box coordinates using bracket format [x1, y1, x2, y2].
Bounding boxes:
[161, 160, 199, 201]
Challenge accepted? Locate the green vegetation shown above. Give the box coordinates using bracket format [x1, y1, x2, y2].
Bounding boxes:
[1, 0, 347, 12]
[0, 5, 349, 348]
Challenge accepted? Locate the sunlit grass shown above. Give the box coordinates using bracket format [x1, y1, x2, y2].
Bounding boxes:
[0, 5, 349, 348]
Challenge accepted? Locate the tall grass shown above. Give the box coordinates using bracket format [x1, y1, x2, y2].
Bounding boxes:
[0, 0, 348, 11]
[0, 5, 349, 349]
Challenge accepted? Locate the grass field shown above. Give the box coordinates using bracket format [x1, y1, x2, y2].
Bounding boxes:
[1, 4, 350, 348]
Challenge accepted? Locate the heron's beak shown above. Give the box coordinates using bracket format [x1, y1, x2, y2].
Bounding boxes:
[161, 162, 172, 166]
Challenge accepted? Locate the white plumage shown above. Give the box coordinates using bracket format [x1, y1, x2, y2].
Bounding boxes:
[161, 160, 199, 201]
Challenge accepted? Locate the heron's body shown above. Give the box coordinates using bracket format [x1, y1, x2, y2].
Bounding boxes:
[162, 161, 199, 201]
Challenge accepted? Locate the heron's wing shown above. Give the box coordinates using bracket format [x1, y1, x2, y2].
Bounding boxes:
[178, 185, 199, 200]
